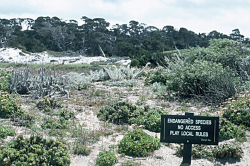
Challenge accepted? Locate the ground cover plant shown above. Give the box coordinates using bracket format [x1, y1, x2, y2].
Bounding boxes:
[222, 94, 250, 128]
[0, 135, 71, 166]
[118, 128, 161, 157]
[0, 124, 15, 139]
[96, 150, 118, 166]
[97, 101, 165, 132]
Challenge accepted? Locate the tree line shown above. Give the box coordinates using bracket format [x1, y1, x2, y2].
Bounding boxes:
[0, 16, 249, 65]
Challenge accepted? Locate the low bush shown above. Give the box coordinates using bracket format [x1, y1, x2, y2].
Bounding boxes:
[145, 68, 168, 85]
[37, 97, 63, 112]
[0, 92, 25, 118]
[97, 101, 137, 124]
[0, 70, 11, 92]
[219, 118, 246, 141]
[72, 143, 90, 156]
[177, 143, 243, 161]
[96, 150, 118, 166]
[130, 59, 139, 67]
[98, 102, 165, 132]
[57, 109, 75, 120]
[222, 95, 250, 127]
[128, 107, 165, 132]
[118, 128, 160, 157]
[0, 135, 71, 166]
[41, 117, 69, 129]
[0, 124, 15, 139]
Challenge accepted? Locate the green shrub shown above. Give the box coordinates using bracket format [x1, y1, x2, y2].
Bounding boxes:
[41, 117, 69, 129]
[128, 107, 165, 132]
[145, 69, 168, 85]
[73, 143, 90, 156]
[219, 118, 246, 141]
[177, 143, 243, 161]
[0, 70, 11, 92]
[57, 109, 75, 120]
[0, 135, 71, 166]
[130, 59, 139, 67]
[0, 92, 25, 118]
[222, 95, 250, 127]
[97, 101, 137, 124]
[118, 128, 160, 157]
[98, 102, 165, 132]
[167, 60, 239, 104]
[0, 124, 15, 139]
[213, 143, 243, 159]
[96, 150, 118, 166]
[37, 97, 63, 112]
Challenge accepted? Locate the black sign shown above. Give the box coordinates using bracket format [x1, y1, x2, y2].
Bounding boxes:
[160, 113, 219, 145]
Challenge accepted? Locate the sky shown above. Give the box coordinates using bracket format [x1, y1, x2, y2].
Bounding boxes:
[0, 0, 250, 38]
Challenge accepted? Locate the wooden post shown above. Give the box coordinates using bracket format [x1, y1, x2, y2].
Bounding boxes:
[182, 112, 194, 165]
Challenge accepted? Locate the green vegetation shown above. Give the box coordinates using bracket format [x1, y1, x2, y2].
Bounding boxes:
[0, 135, 71, 166]
[122, 161, 139, 166]
[222, 94, 250, 128]
[0, 92, 25, 118]
[96, 150, 118, 166]
[118, 128, 161, 157]
[98, 101, 165, 132]
[72, 143, 90, 156]
[219, 118, 246, 142]
[0, 124, 15, 139]
[177, 143, 243, 161]
[0, 70, 11, 92]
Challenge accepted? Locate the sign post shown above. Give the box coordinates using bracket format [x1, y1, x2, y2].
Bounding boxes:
[160, 112, 219, 165]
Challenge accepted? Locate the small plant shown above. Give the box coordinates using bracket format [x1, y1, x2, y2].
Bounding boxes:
[118, 128, 161, 157]
[0, 135, 71, 165]
[176, 143, 243, 161]
[37, 97, 63, 112]
[96, 150, 118, 166]
[0, 124, 15, 139]
[97, 101, 137, 124]
[73, 142, 90, 155]
[57, 109, 75, 120]
[145, 68, 168, 85]
[41, 117, 69, 129]
[222, 95, 250, 127]
[0, 70, 11, 92]
[0, 91, 25, 118]
[212, 143, 243, 159]
[219, 118, 246, 142]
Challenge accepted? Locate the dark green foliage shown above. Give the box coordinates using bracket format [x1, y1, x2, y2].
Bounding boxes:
[57, 109, 75, 120]
[167, 60, 239, 104]
[0, 135, 71, 166]
[0, 70, 11, 92]
[130, 59, 139, 67]
[41, 117, 69, 129]
[118, 128, 160, 157]
[219, 118, 246, 141]
[97, 101, 137, 124]
[96, 150, 118, 166]
[98, 101, 165, 132]
[145, 69, 168, 85]
[177, 143, 243, 161]
[0, 92, 25, 118]
[222, 95, 250, 127]
[0, 124, 15, 139]
[128, 107, 165, 132]
[213, 144, 243, 159]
